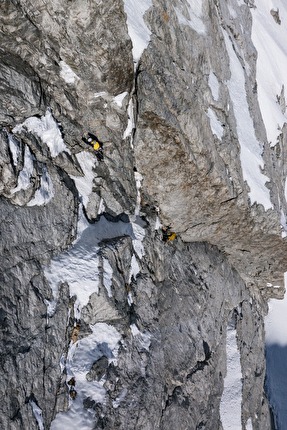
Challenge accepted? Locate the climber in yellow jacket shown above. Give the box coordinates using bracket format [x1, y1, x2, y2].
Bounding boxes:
[82, 132, 104, 161]
[162, 226, 177, 242]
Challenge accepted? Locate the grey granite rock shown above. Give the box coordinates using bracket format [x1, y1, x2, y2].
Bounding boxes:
[0, 0, 285, 429]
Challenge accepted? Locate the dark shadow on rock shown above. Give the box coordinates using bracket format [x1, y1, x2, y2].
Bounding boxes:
[265, 344, 287, 430]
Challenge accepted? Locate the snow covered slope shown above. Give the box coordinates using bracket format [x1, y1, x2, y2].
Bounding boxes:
[251, 2, 287, 427]
[252, 1, 287, 148]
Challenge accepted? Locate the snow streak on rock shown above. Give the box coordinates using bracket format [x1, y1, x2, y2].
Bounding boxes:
[123, 0, 153, 64]
[12, 145, 34, 193]
[13, 110, 70, 157]
[50, 323, 121, 430]
[207, 107, 224, 140]
[251, 1, 287, 147]
[123, 98, 135, 144]
[246, 417, 253, 430]
[130, 323, 151, 352]
[131, 220, 145, 259]
[27, 166, 54, 207]
[223, 29, 273, 210]
[9, 135, 54, 206]
[70, 151, 97, 208]
[174, 0, 206, 34]
[220, 322, 242, 430]
[251, 5, 287, 425]
[7, 134, 21, 166]
[30, 400, 44, 430]
[134, 170, 143, 216]
[129, 254, 140, 284]
[59, 60, 80, 85]
[113, 91, 128, 107]
[44, 212, 133, 319]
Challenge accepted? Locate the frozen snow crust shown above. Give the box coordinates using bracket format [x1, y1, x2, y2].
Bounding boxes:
[45, 210, 145, 320]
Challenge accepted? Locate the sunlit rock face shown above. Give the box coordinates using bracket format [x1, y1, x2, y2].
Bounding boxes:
[0, 0, 286, 429]
[134, 0, 287, 291]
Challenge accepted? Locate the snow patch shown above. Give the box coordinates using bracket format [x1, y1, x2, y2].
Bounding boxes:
[134, 170, 143, 216]
[44, 211, 134, 318]
[131, 220, 145, 259]
[30, 400, 44, 430]
[8, 134, 21, 166]
[174, 0, 205, 34]
[223, 30, 273, 210]
[129, 254, 140, 283]
[13, 110, 70, 157]
[10, 139, 54, 206]
[123, 0, 152, 64]
[246, 417, 253, 430]
[113, 91, 128, 107]
[66, 323, 121, 376]
[70, 151, 96, 208]
[155, 215, 162, 230]
[27, 166, 54, 206]
[208, 71, 220, 101]
[220, 322, 243, 430]
[51, 323, 121, 430]
[12, 145, 34, 193]
[207, 107, 224, 140]
[60, 60, 80, 85]
[60, 353, 66, 374]
[127, 292, 133, 306]
[51, 397, 102, 430]
[123, 98, 135, 143]
[97, 198, 105, 215]
[130, 323, 151, 351]
[94, 91, 108, 99]
[280, 210, 287, 238]
[112, 388, 128, 409]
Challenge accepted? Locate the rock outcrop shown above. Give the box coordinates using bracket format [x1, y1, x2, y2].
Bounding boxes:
[0, 0, 286, 429]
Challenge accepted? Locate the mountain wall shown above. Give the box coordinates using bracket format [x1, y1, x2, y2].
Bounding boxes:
[0, 0, 286, 429]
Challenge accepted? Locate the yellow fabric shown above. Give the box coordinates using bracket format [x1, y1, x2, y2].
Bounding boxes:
[93, 141, 101, 151]
[167, 232, 177, 241]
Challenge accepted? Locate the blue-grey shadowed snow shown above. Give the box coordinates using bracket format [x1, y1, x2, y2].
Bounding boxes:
[51, 323, 121, 430]
[44, 213, 136, 318]
[67, 341, 113, 376]
[265, 344, 287, 430]
[78, 215, 134, 247]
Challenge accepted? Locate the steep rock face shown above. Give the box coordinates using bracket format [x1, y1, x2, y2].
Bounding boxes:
[0, 132, 77, 429]
[134, 0, 287, 290]
[1, 0, 136, 218]
[82, 239, 271, 430]
[0, 0, 286, 429]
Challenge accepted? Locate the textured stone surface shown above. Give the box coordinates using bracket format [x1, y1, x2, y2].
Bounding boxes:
[0, 0, 285, 429]
[80, 237, 271, 429]
[134, 0, 287, 291]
